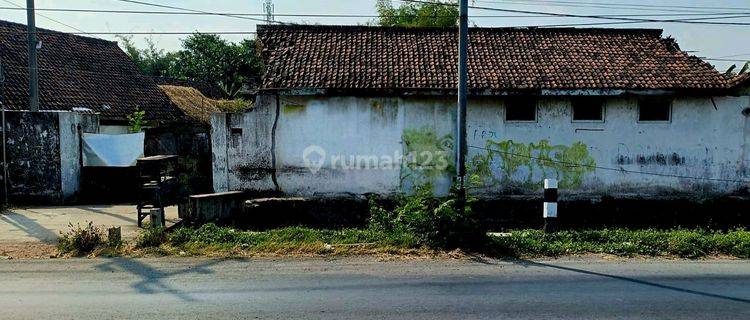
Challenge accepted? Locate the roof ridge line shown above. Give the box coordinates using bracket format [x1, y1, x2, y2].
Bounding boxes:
[256, 24, 664, 35]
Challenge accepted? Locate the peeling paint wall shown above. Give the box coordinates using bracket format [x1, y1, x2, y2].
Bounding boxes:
[213, 94, 750, 198]
[211, 95, 275, 193]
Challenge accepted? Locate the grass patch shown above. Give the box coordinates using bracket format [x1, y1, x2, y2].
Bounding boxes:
[135, 225, 167, 248]
[488, 229, 750, 259]
[135, 224, 750, 259]
[144, 224, 422, 256]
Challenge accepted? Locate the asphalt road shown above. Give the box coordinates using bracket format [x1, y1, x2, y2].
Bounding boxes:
[1, 257, 749, 319]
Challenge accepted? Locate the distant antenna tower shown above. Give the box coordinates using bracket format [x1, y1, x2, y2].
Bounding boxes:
[262, 0, 274, 23]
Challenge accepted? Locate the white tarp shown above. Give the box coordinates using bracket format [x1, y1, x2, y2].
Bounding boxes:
[82, 132, 145, 167]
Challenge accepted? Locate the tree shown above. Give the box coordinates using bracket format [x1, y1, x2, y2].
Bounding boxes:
[172, 34, 262, 98]
[117, 34, 263, 98]
[116, 35, 178, 78]
[376, 0, 459, 28]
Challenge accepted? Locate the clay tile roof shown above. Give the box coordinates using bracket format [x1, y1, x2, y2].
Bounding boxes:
[728, 73, 750, 89]
[0, 20, 185, 122]
[258, 25, 732, 93]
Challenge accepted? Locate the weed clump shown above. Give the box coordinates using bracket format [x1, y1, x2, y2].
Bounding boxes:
[136, 225, 167, 248]
[57, 222, 105, 256]
[369, 185, 486, 250]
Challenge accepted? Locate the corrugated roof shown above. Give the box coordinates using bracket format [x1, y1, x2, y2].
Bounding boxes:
[0, 20, 185, 121]
[258, 25, 732, 93]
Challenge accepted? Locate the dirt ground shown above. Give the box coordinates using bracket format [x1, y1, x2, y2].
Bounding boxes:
[0, 205, 179, 259]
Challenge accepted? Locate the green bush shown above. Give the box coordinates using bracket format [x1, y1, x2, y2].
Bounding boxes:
[714, 230, 750, 258]
[666, 230, 711, 259]
[490, 229, 750, 258]
[58, 222, 105, 256]
[136, 225, 167, 248]
[369, 185, 486, 249]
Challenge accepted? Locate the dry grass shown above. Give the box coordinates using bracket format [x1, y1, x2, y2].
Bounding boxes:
[159, 85, 250, 123]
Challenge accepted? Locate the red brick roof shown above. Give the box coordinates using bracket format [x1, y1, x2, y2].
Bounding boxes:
[0, 20, 185, 122]
[258, 25, 732, 93]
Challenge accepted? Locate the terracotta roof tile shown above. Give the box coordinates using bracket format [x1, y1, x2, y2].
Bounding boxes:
[0, 20, 185, 122]
[258, 25, 731, 92]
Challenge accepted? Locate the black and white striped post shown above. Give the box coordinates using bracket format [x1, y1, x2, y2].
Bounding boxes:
[543, 179, 558, 233]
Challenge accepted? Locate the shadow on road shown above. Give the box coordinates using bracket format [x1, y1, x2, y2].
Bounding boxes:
[95, 258, 224, 302]
[79, 207, 138, 224]
[510, 259, 750, 304]
[0, 212, 59, 243]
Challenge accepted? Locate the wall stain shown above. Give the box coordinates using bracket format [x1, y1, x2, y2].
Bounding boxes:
[469, 139, 595, 189]
[616, 152, 685, 166]
[282, 104, 305, 114]
[400, 127, 454, 188]
[369, 98, 399, 125]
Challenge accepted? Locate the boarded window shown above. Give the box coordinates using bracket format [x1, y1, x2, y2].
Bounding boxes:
[638, 98, 671, 122]
[572, 98, 604, 121]
[505, 98, 537, 122]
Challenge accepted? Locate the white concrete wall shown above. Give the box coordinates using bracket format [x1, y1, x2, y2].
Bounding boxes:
[213, 94, 750, 198]
[59, 112, 100, 200]
[211, 95, 277, 193]
[58, 112, 80, 199]
[99, 125, 130, 135]
[468, 96, 749, 197]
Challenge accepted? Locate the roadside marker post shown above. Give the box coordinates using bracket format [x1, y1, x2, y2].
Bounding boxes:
[543, 179, 558, 233]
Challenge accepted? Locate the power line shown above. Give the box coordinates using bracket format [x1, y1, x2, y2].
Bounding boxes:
[468, 145, 750, 184]
[476, 0, 750, 13]
[702, 58, 750, 63]
[1, 30, 257, 35]
[714, 52, 750, 59]
[1, 0, 90, 35]
[3, 6, 748, 19]
[521, 14, 750, 28]
[115, 0, 283, 24]
[472, 0, 741, 14]
[401, 0, 750, 26]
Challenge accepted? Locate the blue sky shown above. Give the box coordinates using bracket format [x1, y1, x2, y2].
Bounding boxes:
[0, 0, 748, 71]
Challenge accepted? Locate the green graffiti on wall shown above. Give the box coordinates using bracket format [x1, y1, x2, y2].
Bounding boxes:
[400, 127, 455, 188]
[469, 139, 595, 189]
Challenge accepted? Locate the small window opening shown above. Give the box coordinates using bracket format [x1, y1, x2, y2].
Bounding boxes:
[572, 98, 604, 121]
[638, 97, 672, 122]
[505, 97, 537, 122]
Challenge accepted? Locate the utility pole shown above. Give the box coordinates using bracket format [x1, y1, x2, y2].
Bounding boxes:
[26, 0, 39, 112]
[262, 0, 274, 23]
[456, 0, 468, 203]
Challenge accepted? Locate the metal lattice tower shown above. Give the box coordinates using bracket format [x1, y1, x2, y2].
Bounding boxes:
[262, 0, 274, 23]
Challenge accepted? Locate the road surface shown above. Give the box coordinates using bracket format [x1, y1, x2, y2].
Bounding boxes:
[1, 257, 749, 319]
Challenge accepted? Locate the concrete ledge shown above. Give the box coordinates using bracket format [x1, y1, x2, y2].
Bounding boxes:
[184, 191, 245, 223]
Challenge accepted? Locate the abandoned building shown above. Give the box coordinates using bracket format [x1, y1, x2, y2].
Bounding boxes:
[212, 25, 750, 200]
[0, 20, 196, 203]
